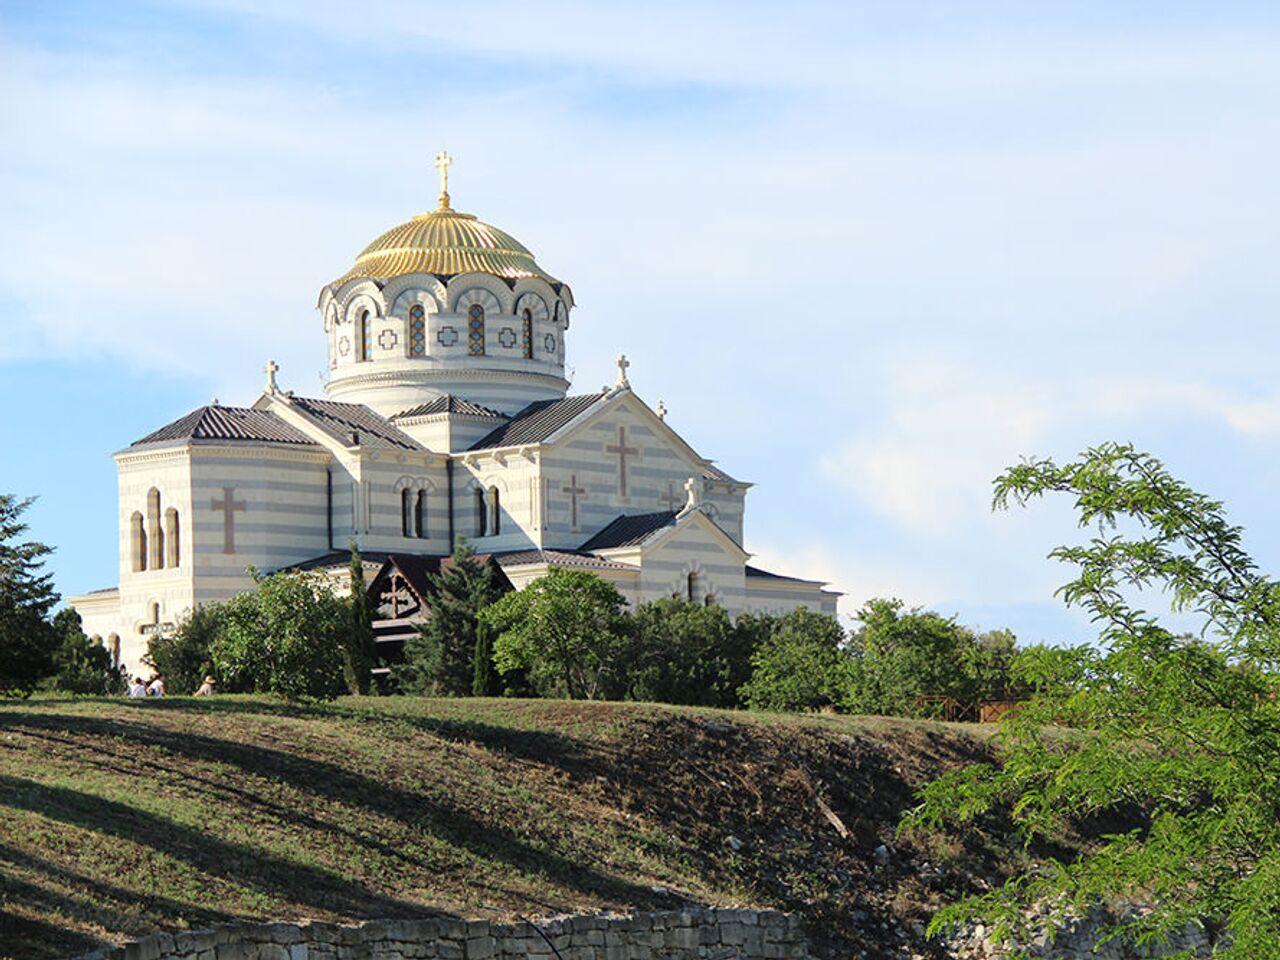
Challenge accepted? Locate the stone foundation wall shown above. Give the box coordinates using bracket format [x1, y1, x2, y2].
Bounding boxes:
[76, 909, 813, 960]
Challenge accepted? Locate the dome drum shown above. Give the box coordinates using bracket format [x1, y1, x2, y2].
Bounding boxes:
[321, 196, 573, 418]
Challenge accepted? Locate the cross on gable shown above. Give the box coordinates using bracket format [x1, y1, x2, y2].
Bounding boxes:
[562, 473, 587, 530]
[211, 487, 247, 555]
[263, 359, 279, 394]
[615, 353, 631, 389]
[605, 427, 639, 498]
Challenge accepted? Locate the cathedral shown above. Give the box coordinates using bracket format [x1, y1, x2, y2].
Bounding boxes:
[71, 155, 838, 676]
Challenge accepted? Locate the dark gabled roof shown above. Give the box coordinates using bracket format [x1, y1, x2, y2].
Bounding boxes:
[279, 551, 393, 573]
[468, 392, 606, 450]
[495, 549, 640, 572]
[393, 395, 506, 420]
[578, 511, 678, 552]
[132, 406, 318, 447]
[287, 397, 424, 450]
[377, 552, 512, 601]
[745, 564, 827, 585]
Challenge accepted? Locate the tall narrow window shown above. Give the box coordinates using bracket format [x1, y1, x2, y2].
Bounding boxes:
[401, 488, 413, 537]
[358, 309, 371, 361]
[488, 486, 501, 536]
[408, 304, 426, 356]
[130, 512, 146, 572]
[521, 308, 533, 359]
[687, 572, 699, 603]
[164, 508, 180, 568]
[467, 304, 485, 355]
[146, 489, 162, 571]
[415, 489, 427, 538]
[474, 487, 487, 536]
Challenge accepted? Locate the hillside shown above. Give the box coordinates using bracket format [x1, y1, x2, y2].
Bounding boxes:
[0, 697, 1046, 959]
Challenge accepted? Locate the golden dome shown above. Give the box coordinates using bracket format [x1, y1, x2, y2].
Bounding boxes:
[332, 202, 559, 287]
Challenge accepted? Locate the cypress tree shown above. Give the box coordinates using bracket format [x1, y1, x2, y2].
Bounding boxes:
[343, 542, 375, 695]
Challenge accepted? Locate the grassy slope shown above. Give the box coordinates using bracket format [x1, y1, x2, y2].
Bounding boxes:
[1, 696, 1020, 959]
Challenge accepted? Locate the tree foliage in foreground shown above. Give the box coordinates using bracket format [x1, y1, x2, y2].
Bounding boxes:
[147, 605, 222, 695]
[396, 539, 505, 696]
[43, 608, 123, 695]
[739, 607, 848, 711]
[904, 443, 1280, 957]
[210, 569, 347, 701]
[0, 494, 59, 695]
[483, 567, 629, 700]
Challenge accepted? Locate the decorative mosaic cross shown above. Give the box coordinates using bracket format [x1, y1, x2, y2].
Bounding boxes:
[211, 487, 246, 555]
[562, 474, 587, 530]
[606, 427, 638, 498]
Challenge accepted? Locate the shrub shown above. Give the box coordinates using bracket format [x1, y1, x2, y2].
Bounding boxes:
[210, 569, 347, 700]
[484, 568, 629, 700]
[739, 608, 849, 711]
[146, 605, 223, 695]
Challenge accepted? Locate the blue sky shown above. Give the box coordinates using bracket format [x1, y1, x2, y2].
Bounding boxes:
[4, 1, 1280, 642]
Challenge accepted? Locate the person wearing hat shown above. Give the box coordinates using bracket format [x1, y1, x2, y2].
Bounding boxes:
[194, 675, 217, 696]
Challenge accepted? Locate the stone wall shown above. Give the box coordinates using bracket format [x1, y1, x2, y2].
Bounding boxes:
[75, 908, 813, 960]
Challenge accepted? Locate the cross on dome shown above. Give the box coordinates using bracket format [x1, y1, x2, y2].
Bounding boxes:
[434, 149, 453, 209]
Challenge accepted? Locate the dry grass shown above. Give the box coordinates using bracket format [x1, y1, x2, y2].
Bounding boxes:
[1, 696, 1022, 959]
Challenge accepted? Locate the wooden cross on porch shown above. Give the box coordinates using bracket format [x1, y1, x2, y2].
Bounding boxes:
[211, 487, 246, 555]
[382, 572, 413, 619]
[606, 426, 638, 498]
[562, 473, 587, 530]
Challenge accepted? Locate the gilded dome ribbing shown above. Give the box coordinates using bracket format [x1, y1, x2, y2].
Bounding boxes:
[332, 203, 559, 287]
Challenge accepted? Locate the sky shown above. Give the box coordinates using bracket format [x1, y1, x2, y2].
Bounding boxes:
[3, 1, 1280, 643]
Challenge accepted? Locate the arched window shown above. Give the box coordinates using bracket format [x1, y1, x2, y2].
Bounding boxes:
[488, 486, 501, 536]
[415, 489, 427, 538]
[474, 487, 487, 536]
[408, 303, 426, 357]
[401, 488, 413, 537]
[467, 304, 485, 355]
[521, 308, 534, 359]
[358, 309, 371, 361]
[146, 488, 163, 571]
[164, 508, 180, 568]
[130, 512, 147, 572]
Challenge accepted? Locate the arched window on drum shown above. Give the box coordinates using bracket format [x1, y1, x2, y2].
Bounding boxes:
[408, 304, 426, 357]
[467, 304, 485, 355]
[357, 309, 371, 361]
[521, 308, 534, 359]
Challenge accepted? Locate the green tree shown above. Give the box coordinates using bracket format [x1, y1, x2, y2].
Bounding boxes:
[483, 568, 629, 700]
[0, 494, 58, 695]
[904, 443, 1280, 956]
[342, 544, 376, 695]
[471, 622, 498, 696]
[625, 598, 757, 707]
[846, 598, 990, 717]
[397, 539, 505, 696]
[42, 607, 123, 695]
[210, 569, 347, 700]
[739, 608, 848, 711]
[146, 604, 223, 694]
